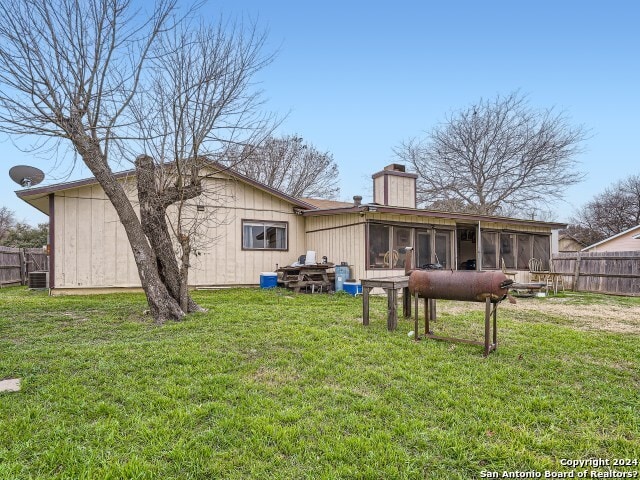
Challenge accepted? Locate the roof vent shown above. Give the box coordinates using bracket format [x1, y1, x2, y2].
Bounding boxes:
[353, 195, 362, 206]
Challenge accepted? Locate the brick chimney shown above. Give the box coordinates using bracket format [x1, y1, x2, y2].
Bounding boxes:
[372, 164, 417, 208]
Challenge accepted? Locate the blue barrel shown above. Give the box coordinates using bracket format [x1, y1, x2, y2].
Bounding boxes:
[334, 265, 350, 292]
[260, 272, 278, 289]
[343, 281, 362, 296]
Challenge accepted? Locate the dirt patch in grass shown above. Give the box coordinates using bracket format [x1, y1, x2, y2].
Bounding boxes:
[251, 365, 301, 387]
[435, 297, 640, 334]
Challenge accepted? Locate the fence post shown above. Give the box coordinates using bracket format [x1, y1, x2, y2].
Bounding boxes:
[573, 252, 581, 291]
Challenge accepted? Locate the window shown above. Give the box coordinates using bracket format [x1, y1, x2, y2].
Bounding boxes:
[479, 231, 550, 270]
[416, 231, 432, 269]
[481, 231, 498, 269]
[434, 231, 451, 268]
[393, 227, 412, 268]
[517, 235, 532, 269]
[533, 235, 550, 270]
[501, 233, 516, 268]
[367, 223, 450, 270]
[242, 220, 287, 250]
[368, 224, 390, 269]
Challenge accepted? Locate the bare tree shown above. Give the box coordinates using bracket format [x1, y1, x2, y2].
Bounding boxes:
[0, 0, 186, 322]
[395, 92, 587, 216]
[571, 174, 640, 244]
[228, 135, 340, 199]
[560, 225, 602, 249]
[130, 20, 275, 311]
[0, 206, 16, 243]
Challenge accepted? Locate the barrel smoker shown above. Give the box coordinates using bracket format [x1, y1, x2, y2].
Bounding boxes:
[404, 248, 514, 356]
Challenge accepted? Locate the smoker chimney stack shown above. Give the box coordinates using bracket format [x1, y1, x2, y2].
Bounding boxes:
[353, 195, 362, 206]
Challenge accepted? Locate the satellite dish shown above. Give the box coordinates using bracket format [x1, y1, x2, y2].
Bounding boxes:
[9, 165, 45, 188]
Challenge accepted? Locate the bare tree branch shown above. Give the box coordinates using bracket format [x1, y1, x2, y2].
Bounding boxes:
[127, 17, 276, 309]
[227, 135, 340, 199]
[571, 174, 640, 243]
[395, 92, 588, 217]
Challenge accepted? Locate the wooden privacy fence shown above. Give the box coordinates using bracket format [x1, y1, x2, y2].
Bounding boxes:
[553, 251, 640, 296]
[0, 246, 49, 286]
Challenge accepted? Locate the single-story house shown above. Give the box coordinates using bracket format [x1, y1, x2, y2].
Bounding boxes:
[581, 225, 640, 253]
[16, 163, 566, 294]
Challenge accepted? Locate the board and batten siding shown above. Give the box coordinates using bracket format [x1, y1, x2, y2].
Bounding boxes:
[305, 214, 365, 280]
[53, 175, 305, 289]
[54, 183, 140, 288]
[188, 177, 305, 286]
[584, 229, 640, 252]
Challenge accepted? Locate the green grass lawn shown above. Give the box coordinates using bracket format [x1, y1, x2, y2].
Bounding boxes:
[1, 287, 638, 479]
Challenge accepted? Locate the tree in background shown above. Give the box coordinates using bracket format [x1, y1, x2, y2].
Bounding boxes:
[229, 135, 340, 199]
[395, 92, 587, 217]
[3, 223, 48, 248]
[0, 206, 16, 243]
[570, 174, 640, 245]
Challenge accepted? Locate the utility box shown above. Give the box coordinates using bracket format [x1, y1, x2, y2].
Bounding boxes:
[28, 271, 49, 289]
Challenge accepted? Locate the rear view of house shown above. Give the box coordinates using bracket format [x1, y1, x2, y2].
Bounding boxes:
[16, 164, 565, 293]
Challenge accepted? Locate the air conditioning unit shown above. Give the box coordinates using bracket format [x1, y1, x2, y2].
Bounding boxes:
[28, 271, 49, 289]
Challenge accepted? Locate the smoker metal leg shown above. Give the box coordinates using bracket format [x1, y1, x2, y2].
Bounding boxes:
[426, 298, 432, 335]
[484, 298, 491, 357]
[414, 293, 419, 341]
[493, 304, 498, 349]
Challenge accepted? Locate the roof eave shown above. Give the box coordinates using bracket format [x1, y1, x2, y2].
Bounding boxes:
[302, 204, 567, 229]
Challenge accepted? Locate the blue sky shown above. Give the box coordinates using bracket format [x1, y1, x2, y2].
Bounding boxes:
[2, 0, 638, 224]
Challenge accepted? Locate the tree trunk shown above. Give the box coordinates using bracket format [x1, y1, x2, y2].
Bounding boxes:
[178, 235, 191, 312]
[135, 155, 205, 313]
[71, 135, 185, 323]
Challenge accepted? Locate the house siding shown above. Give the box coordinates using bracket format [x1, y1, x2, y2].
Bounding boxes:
[305, 214, 365, 280]
[304, 213, 553, 283]
[373, 176, 385, 205]
[53, 174, 306, 289]
[49, 173, 559, 291]
[188, 177, 305, 285]
[584, 229, 640, 252]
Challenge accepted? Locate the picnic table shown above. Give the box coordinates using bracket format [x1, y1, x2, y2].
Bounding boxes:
[510, 282, 548, 296]
[277, 264, 334, 293]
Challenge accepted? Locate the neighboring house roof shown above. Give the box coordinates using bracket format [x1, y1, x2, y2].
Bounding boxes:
[559, 232, 586, 246]
[581, 224, 640, 251]
[16, 162, 318, 215]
